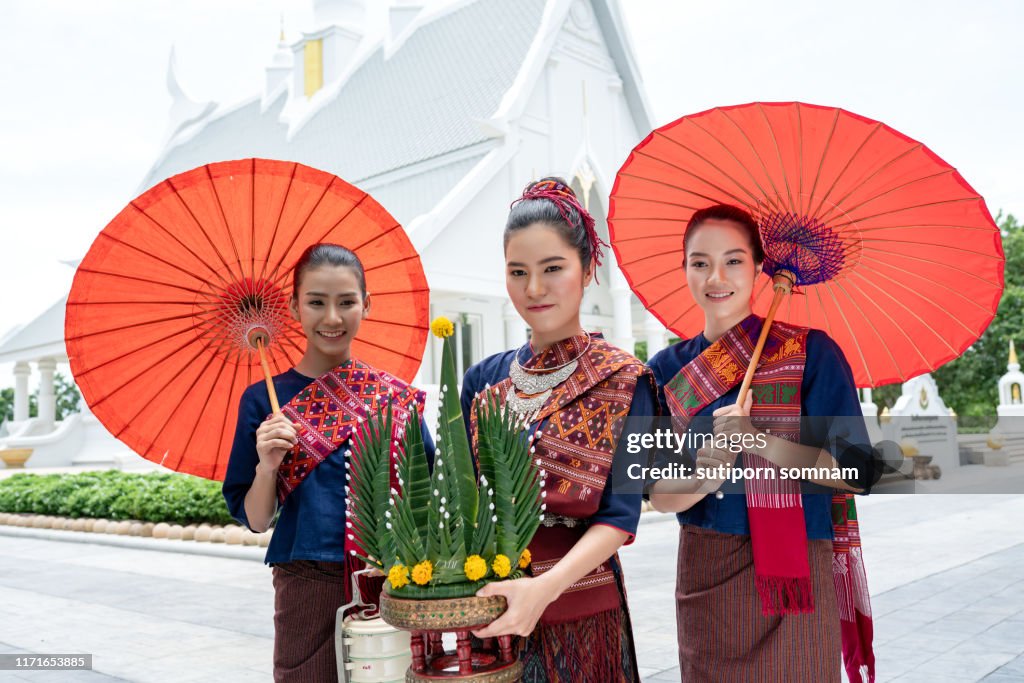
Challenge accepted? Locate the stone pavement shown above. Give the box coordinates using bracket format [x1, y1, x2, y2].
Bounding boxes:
[0, 494, 1022, 682]
[0, 540, 273, 682]
[624, 495, 1024, 683]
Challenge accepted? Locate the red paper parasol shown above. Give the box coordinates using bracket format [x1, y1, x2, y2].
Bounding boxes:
[609, 102, 1004, 388]
[66, 158, 430, 480]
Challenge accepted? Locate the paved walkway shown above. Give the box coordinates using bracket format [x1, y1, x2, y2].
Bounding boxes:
[0, 494, 1022, 682]
[625, 495, 1024, 682]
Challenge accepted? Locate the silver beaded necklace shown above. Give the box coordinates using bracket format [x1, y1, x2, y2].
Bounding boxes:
[505, 334, 591, 421]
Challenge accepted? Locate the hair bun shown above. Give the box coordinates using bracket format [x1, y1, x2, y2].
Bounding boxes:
[511, 175, 608, 283]
[523, 177, 577, 201]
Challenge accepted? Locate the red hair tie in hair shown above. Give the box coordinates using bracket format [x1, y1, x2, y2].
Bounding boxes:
[513, 179, 609, 282]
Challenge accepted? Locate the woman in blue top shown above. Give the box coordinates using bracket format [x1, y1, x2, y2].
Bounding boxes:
[460, 178, 656, 682]
[646, 204, 876, 682]
[223, 243, 434, 683]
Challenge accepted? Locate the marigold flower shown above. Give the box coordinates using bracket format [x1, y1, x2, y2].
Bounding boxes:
[388, 564, 409, 589]
[430, 317, 455, 339]
[492, 554, 512, 578]
[412, 560, 434, 585]
[518, 549, 532, 569]
[464, 554, 487, 581]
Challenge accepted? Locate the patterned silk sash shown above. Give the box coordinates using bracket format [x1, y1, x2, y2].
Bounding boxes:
[667, 315, 813, 613]
[664, 315, 874, 682]
[472, 334, 653, 623]
[276, 359, 426, 503]
[833, 494, 876, 682]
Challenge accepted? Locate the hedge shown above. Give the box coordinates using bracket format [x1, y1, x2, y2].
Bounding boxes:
[0, 471, 235, 525]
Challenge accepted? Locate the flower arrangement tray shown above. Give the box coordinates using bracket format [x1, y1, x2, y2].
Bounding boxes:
[379, 593, 508, 631]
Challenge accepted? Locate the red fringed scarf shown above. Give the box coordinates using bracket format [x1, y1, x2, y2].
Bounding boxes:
[271, 360, 424, 606]
[664, 315, 874, 682]
[276, 359, 425, 504]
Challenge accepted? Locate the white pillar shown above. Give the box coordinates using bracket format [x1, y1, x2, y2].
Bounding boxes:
[13, 362, 30, 421]
[643, 311, 667, 359]
[37, 358, 57, 427]
[861, 387, 873, 404]
[504, 302, 528, 350]
[609, 258, 635, 353]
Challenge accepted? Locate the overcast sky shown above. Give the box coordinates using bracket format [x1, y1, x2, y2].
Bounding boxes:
[1, 0, 1021, 351]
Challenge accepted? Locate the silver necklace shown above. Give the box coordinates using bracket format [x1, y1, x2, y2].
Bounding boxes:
[505, 335, 591, 420]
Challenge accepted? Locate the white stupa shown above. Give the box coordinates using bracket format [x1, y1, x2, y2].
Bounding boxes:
[996, 339, 1024, 433]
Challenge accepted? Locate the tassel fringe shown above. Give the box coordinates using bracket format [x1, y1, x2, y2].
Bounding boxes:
[755, 575, 815, 616]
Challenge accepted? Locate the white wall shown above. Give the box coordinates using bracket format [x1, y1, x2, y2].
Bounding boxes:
[417, 0, 654, 379]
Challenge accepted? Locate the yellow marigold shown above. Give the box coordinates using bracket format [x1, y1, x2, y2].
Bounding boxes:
[388, 564, 409, 590]
[518, 549, 532, 569]
[464, 554, 487, 581]
[430, 316, 454, 339]
[411, 560, 434, 585]
[492, 554, 512, 578]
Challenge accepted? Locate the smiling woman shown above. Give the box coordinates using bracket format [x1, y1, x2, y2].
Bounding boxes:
[221, 242, 436, 683]
[288, 244, 370, 376]
[458, 178, 657, 683]
[682, 205, 765, 342]
[645, 204, 877, 682]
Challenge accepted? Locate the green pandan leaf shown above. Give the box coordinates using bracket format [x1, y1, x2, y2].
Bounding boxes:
[425, 430, 466, 578]
[384, 578, 488, 600]
[399, 406, 431, 539]
[475, 391, 542, 560]
[373, 319, 544, 596]
[348, 402, 396, 568]
[436, 331, 478, 551]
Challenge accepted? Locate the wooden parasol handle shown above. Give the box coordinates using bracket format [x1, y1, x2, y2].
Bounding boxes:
[736, 270, 796, 407]
[255, 336, 282, 415]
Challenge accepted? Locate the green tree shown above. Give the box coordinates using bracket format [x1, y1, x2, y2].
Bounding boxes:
[634, 337, 681, 363]
[0, 372, 81, 423]
[0, 388, 37, 422]
[49, 373, 83, 421]
[872, 212, 1023, 429]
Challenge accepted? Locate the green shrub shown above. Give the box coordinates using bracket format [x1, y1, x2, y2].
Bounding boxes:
[0, 471, 233, 525]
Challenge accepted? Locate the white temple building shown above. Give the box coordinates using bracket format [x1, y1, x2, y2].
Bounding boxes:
[0, 0, 670, 467]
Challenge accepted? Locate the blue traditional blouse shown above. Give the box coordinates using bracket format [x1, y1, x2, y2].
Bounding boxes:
[460, 346, 657, 541]
[223, 368, 436, 565]
[647, 329, 872, 540]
